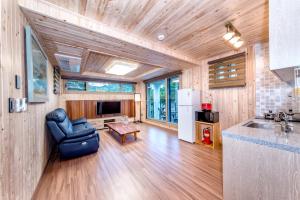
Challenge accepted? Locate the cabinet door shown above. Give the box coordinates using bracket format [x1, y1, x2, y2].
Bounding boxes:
[121, 100, 135, 118]
[66, 100, 85, 120]
[269, 0, 300, 69]
[85, 100, 97, 119]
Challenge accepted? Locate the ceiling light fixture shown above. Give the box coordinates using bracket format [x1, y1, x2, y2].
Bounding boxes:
[233, 40, 244, 49]
[105, 60, 138, 76]
[223, 22, 244, 49]
[157, 33, 165, 41]
[229, 35, 240, 45]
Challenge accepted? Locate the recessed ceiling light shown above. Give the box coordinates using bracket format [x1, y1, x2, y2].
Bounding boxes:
[157, 34, 165, 41]
[105, 60, 138, 76]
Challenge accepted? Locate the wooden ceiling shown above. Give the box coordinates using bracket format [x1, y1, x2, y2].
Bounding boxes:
[19, 0, 268, 81]
[44, 0, 269, 59]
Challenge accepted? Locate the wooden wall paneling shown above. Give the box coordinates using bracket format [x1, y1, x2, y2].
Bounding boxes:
[118, 100, 135, 118]
[0, 0, 60, 199]
[180, 45, 258, 130]
[60, 92, 134, 110]
[66, 100, 85, 120]
[66, 100, 135, 120]
[85, 100, 97, 119]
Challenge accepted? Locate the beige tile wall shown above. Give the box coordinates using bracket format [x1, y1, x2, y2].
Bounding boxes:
[255, 44, 300, 116]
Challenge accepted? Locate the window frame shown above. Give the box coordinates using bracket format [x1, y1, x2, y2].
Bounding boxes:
[145, 75, 181, 126]
[63, 79, 136, 94]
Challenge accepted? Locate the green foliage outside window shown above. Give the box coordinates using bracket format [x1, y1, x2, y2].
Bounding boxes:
[65, 80, 135, 93]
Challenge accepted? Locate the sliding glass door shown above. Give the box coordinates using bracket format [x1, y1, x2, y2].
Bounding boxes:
[168, 76, 179, 124]
[146, 76, 179, 124]
[146, 79, 166, 121]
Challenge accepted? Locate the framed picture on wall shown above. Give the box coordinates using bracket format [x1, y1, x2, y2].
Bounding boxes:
[25, 25, 48, 102]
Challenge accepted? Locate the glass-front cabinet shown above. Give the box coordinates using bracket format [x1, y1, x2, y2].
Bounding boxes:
[146, 75, 179, 124]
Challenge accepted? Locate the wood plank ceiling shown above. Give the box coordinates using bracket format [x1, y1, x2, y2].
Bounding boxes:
[19, 0, 268, 81]
[44, 0, 269, 59]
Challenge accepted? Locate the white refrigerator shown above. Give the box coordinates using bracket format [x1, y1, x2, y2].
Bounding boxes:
[178, 89, 200, 143]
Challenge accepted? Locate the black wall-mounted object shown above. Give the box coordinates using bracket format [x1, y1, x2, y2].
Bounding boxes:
[15, 75, 21, 89]
[9, 98, 14, 113]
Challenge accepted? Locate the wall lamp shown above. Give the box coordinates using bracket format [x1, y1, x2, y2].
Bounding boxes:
[223, 22, 244, 49]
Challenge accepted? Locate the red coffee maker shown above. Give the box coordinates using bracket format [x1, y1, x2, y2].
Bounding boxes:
[201, 103, 212, 111]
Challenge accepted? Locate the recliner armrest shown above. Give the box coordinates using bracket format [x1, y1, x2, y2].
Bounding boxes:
[62, 132, 99, 143]
[66, 127, 96, 139]
[71, 117, 87, 125]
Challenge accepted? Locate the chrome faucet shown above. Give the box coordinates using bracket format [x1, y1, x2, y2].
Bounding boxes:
[280, 112, 294, 133]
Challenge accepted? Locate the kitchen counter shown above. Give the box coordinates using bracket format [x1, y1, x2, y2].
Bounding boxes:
[222, 118, 300, 200]
[222, 118, 300, 154]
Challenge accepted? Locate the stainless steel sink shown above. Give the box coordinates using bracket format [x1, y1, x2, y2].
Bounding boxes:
[243, 121, 274, 129]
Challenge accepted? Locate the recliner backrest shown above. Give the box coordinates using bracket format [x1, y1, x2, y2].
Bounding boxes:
[46, 108, 73, 143]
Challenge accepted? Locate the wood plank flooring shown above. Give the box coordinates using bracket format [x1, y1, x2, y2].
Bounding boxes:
[33, 123, 223, 200]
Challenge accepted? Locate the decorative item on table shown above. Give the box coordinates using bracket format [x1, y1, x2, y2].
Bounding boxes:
[202, 127, 212, 145]
[122, 116, 129, 125]
[201, 103, 212, 111]
[25, 25, 48, 102]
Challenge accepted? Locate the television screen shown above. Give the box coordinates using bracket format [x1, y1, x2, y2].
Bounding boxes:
[97, 101, 121, 115]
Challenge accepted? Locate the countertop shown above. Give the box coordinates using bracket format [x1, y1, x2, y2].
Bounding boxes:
[222, 118, 300, 154]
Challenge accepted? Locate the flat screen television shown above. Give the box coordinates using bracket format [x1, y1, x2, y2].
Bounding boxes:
[97, 101, 121, 115]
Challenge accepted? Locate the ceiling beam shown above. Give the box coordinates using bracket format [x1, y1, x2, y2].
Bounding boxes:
[18, 0, 200, 69]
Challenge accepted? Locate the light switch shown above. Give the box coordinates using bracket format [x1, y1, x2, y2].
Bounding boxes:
[8, 98, 27, 113]
[15, 75, 21, 89]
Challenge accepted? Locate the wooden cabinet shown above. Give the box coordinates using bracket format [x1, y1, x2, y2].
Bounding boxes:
[195, 121, 221, 149]
[85, 100, 97, 119]
[269, 0, 300, 70]
[66, 100, 135, 120]
[66, 100, 85, 120]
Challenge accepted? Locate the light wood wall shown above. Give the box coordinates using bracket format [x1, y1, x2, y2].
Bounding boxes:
[0, 0, 59, 199]
[181, 46, 257, 130]
[59, 93, 135, 109]
[137, 45, 260, 131]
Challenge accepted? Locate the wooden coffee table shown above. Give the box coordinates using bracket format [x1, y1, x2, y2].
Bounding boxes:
[106, 122, 140, 144]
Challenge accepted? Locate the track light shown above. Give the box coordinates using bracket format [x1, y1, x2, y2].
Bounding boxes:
[223, 31, 235, 40]
[233, 40, 244, 48]
[223, 22, 244, 49]
[229, 35, 240, 44]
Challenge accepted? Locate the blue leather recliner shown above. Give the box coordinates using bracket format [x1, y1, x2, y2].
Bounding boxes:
[46, 108, 99, 159]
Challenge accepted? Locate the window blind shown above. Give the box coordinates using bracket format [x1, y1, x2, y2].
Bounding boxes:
[208, 52, 246, 89]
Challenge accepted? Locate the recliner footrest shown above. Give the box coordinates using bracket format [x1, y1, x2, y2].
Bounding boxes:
[59, 134, 99, 159]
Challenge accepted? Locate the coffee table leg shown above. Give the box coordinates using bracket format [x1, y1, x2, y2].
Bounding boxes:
[121, 135, 126, 144]
[134, 132, 137, 140]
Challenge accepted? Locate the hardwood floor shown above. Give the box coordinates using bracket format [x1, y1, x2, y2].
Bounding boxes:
[33, 123, 223, 200]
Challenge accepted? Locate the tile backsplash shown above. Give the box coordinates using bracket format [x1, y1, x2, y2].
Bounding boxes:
[255, 45, 300, 116]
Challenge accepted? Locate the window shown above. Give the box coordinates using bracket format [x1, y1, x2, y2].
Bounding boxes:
[168, 76, 179, 123]
[65, 80, 86, 91]
[146, 75, 180, 124]
[65, 80, 135, 93]
[146, 79, 166, 121]
[208, 52, 246, 89]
